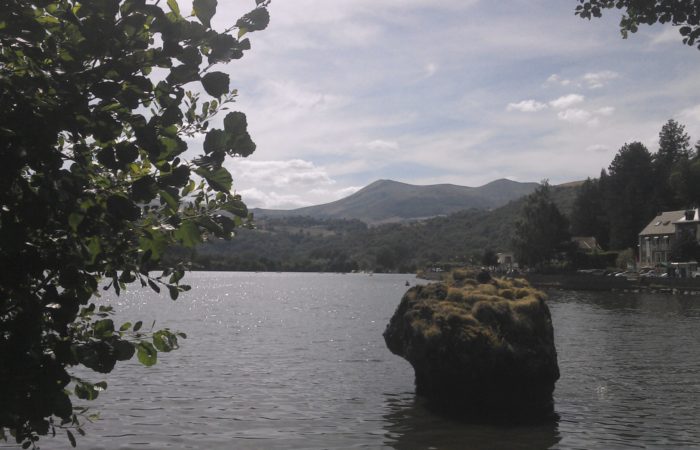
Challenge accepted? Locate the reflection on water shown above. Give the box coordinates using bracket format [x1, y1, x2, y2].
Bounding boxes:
[12, 273, 700, 450]
[549, 289, 700, 449]
[382, 393, 562, 450]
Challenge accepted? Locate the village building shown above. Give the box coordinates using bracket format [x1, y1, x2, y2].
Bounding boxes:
[572, 236, 601, 252]
[497, 252, 514, 266]
[638, 208, 700, 267]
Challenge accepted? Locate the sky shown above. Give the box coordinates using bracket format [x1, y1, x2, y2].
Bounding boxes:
[187, 0, 700, 210]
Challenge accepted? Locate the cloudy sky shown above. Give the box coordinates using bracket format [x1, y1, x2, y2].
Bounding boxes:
[192, 0, 700, 209]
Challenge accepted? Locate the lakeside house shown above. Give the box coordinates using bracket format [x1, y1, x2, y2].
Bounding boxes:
[497, 252, 514, 266]
[572, 236, 601, 252]
[638, 208, 700, 267]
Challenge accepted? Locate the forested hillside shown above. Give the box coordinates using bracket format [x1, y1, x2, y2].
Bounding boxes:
[189, 185, 577, 272]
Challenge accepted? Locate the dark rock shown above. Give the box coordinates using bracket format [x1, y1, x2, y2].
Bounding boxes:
[383, 278, 559, 422]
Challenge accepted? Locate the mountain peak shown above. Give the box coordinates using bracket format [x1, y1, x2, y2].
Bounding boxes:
[254, 178, 542, 224]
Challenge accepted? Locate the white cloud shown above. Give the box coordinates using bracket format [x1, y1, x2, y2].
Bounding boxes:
[424, 62, 438, 78]
[650, 28, 681, 46]
[193, 2, 700, 206]
[583, 71, 619, 89]
[239, 188, 312, 210]
[261, 80, 347, 116]
[506, 100, 548, 112]
[229, 159, 334, 189]
[595, 106, 615, 116]
[549, 94, 585, 109]
[546, 74, 571, 86]
[365, 139, 400, 151]
[678, 104, 700, 139]
[309, 186, 362, 198]
[679, 104, 700, 121]
[556, 103, 615, 126]
[586, 144, 611, 153]
[557, 108, 593, 124]
[224, 159, 368, 209]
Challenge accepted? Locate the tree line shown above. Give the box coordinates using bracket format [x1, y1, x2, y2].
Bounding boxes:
[570, 119, 698, 251]
[511, 119, 699, 270]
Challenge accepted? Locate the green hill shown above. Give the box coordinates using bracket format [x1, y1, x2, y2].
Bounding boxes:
[252, 178, 540, 224]
[192, 183, 578, 272]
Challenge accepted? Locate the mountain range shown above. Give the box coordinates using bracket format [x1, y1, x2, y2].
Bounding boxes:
[193, 180, 580, 273]
[252, 178, 541, 224]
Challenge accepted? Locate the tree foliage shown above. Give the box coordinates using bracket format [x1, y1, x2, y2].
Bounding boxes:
[0, 0, 269, 446]
[670, 156, 700, 207]
[604, 142, 656, 249]
[570, 177, 609, 247]
[670, 230, 700, 262]
[570, 119, 699, 254]
[575, 0, 700, 50]
[657, 119, 692, 164]
[512, 182, 571, 268]
[653, 119, 692, 209]
[481, 249, 499, 267]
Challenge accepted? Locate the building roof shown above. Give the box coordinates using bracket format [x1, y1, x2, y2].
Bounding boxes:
[572, 236, 601, 251]
[673, 208, 700, 224]
[639, 210, 685, 236]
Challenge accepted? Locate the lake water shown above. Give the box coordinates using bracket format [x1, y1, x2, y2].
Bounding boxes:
[25, 272, 700, 449]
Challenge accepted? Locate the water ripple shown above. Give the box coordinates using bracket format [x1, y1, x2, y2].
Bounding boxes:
[26, 274, 700, 450]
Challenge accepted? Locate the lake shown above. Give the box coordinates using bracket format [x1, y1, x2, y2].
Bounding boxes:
[25, 272, 700, 449]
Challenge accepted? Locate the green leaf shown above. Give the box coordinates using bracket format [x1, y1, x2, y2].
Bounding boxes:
[193, 0, 217, 28]
[175, 220, 202, 248]
[223, 111, 247, 135]
[93, 319, 114, 338]
[67, 429, 76, 447]
[228, 132, 256, 157]
[131, 176, 158, 202]
[68, 213, 84, 232]
[119, 322, 132, 332]
[136, 342, 158, 366]
[75, 382, 99, 400]
[52, 391, 72, 419]
[147, 279, 161, 293]
[236, 8, 270, 33]
[133, 320, 143, 332]
[159, 189, 179, 210]
[167, 0, 180, 15]
[201, 71, 230, 98]
[167, 284, 179, 300]
[86, 237, 101, 264]
[113, 340, 135, 361]
[222, 198, 248, 217]
[203, 128, 227, 154]
[194, 167, 233, 192]
[153, 330, 177, 352]
[139, 229, 168, 261]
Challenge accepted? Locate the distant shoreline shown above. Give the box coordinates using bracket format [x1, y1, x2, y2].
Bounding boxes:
[524, 273, 700, 294]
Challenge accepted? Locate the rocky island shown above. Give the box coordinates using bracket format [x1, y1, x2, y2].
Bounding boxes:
[384, 270, 559, 422]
